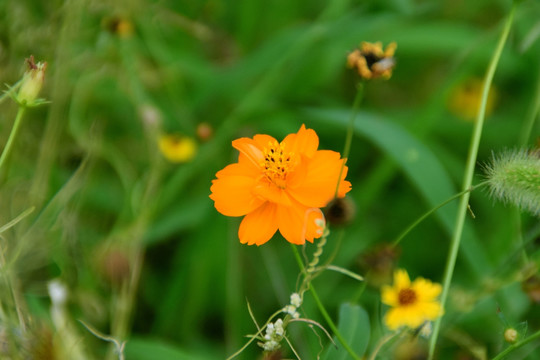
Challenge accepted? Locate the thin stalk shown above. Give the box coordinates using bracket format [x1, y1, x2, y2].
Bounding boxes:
[107, 242, 144, 360]
[392, 181, 489, 248]
[491, 329, 540, 360]
[335, 83, 364, 198]
[367, 331, 400, 360]
[428, 4, 517, 358]
[0, 106, 26, 178]
[290, 244, 361, 360]
[518, 63, 540, 147]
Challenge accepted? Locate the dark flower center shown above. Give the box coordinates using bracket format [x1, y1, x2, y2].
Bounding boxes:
[398, 288, 417, 306]
[363, 53, 380, 68]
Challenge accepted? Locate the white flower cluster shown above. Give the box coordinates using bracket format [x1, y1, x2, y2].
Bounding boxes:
[283, 292, 302, 319]
[261, 319, 284, 352]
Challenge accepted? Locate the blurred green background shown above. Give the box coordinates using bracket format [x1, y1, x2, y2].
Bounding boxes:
[0, 0, 539, 359]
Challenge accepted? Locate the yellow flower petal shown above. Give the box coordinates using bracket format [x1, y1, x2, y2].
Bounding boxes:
[159, 134, 197, 163]
[394, 269, 411, 290]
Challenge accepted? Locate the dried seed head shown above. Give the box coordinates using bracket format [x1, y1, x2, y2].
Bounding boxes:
[347, 41, 397, 80]
[324, 196, 356, 226]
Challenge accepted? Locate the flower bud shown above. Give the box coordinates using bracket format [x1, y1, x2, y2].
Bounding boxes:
[100, 248, 131, 286]
[504, 328, 518, 343]
[324, 196, 356, 226]
[17, 56, 47, 105]
[196, 122, 213, 141]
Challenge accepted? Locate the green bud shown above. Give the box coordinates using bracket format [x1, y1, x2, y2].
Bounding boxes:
[484, 149, 540, 216]
[504, 328, 518, 343]
[17, 55, 47, 106]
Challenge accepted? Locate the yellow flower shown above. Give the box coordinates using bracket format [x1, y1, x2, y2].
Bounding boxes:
[104, 17, 134, 38]
[209, 124, 351, 246]
[347, 41, 397, 80]
[447, 77, 497, 121]
[158, 134, 197, 163]
[381, 269, 443, 330]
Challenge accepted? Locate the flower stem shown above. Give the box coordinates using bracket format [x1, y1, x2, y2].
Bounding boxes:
[427, 4, 517, 359]
[491, 329, 540, 360]
[367, 331, 400, 360]
[518, 61, 540, 147]
[290, 244, 361, 360]
[335, 83, 364, 198]
[391, 181, 489, 248]
[0, 106, 26, 179]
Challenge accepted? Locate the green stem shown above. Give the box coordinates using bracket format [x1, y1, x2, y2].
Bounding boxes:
[428, 4, 517, 359]
[492, 329, 540, 360]
[518, 63, 540, 147]
[290, 244, 361, 360]
[367, 331, 400, 360]
[335, 83, 364, 198]
[392, 181, 489, 248]
[0, 106, 26, 178]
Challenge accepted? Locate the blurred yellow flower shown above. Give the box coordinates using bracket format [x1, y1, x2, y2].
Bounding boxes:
[347, 41, 397, 80]
[104, 17, 134, 38]
[381, 269, 443, 330]
[158, 134, 197, 163]
[447, 78, 497, 121]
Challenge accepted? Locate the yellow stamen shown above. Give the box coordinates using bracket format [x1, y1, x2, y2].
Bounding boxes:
[261, 141, 294, 189]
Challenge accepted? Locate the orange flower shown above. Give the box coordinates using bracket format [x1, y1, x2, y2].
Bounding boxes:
[210, 125, 351, 246]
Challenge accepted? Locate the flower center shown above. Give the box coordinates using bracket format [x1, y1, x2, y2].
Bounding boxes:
[262, 141, 294, 189]
[398, 288, 417, 306]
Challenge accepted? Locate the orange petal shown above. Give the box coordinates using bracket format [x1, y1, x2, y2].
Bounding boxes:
[277, 203, 324, 245]
[282, 124, 319, 159]
[304, 208, 325, 242]
[238, 202, 279, 245]
[253, 134, 277, 149]
[215, 161, 258, 178]
[232, 137, 265, 169]
[210, 167, 264, 217]
[253, 180, 293, 206]
[288, 150, 351, 208]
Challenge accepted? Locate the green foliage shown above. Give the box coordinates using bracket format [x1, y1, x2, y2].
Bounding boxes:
[321, 303, 370, 359]
[0, 0, 539, 359]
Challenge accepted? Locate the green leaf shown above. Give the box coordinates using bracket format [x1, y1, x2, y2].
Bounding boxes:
[321, 303, 370, 360]
[124, 338, 217, 360]
[306, 108, 492, 276]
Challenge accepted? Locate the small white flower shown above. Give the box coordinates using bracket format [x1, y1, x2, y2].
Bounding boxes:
[283, 304, 295, 314]
[315, 218, 325, 228]
[48, 280, 67, 306]
[419, 321, 432, 338]
[263, 340, 280, 351]
[290, 293, 302, 307]
[274, 319, 284, 337]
